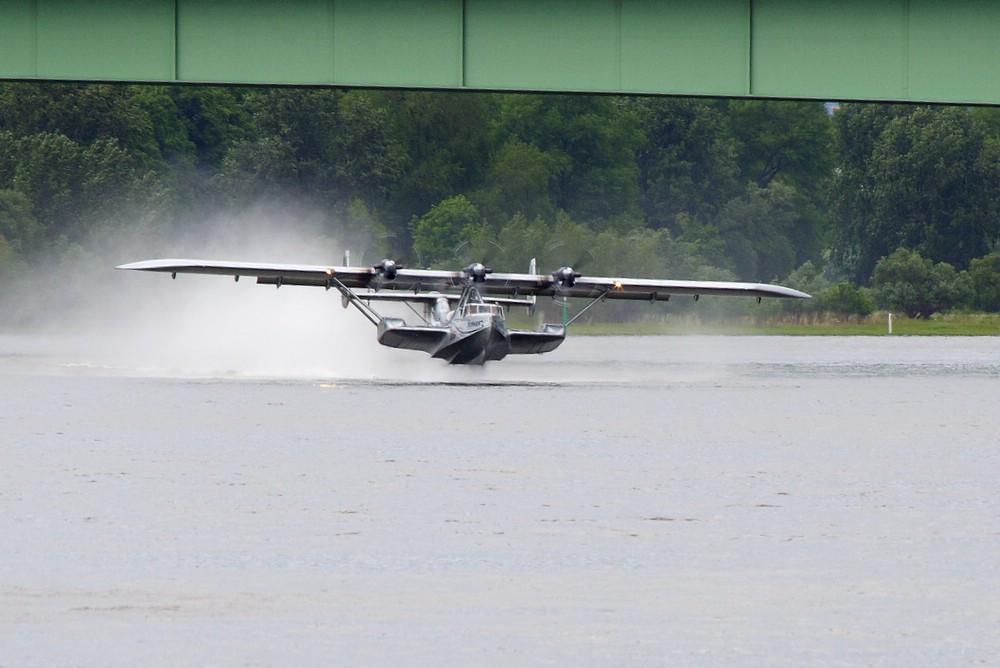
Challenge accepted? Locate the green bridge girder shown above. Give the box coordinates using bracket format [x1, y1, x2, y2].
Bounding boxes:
[2, 0, 999, 104]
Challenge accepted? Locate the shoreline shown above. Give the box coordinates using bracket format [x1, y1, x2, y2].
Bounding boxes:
[565, 313, 1000, 337]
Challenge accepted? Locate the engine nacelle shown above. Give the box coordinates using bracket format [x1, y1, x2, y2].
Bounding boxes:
[553, 266, 582, 288]
[374, 258, 401, 280]
[464, 262, 492, 282]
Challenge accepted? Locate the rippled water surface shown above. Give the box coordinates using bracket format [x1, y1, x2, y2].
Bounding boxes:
[2, 334, 998, 666]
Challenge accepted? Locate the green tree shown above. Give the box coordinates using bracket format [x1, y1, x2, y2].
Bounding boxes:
[0, 189, 41, 254]
[632, 97, 739, 230]
[965, 251, 1000, 311]
[0, 82, 160, 165]
[381, 91, 494, 224]
[170, 86, 247, 166]
[493, 95, 643, 226]
[129, 86, 198, 161]
[870, 248, 961, 318]
[339, 197, 394, 263]
[223, 89, 403, 215]
[0, 130, 15, 187]
[0, 190, 34, 288]
[873, 108, 1000, 268]
[716, 181, 798, 281]
[216, 135, 300, 204]
[410, 195, 481, 267]
[129, 85, 247, 167]
[726, 100, 833, 191]
[725, 99, 834, 262]
[832, 105, 1000, 281]
[0, 233, 24, 292]
[829, 104, 910, 281]
[465, 213, 555, 272]
[473, 139, 559, 224]
[773, 260, 831, 319]
[782, 260, 834, 296]
[12, 133, 143, 243]
[821, 283, 873, 320]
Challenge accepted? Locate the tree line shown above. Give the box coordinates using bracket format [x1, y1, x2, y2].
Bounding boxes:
[1, 82, 999, 320]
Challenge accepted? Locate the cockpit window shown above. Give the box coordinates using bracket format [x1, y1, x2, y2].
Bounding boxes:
[461, 303, 502, 316]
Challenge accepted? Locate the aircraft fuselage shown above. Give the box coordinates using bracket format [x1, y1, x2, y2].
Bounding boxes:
[377, 299, 520, 365]
[434, 310, 510, 364]
[373, 283, 568, 365]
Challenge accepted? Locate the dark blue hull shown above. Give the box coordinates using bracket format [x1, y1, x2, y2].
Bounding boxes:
[431, 320, 510, 365]
[377, 316, 564, 365]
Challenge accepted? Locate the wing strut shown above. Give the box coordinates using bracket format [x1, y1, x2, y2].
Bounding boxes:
[329, 276, 382, 326]
[561, 289, 611, 327]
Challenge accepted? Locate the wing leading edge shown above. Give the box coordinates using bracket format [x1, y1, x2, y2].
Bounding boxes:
[117, 259, 810, 301]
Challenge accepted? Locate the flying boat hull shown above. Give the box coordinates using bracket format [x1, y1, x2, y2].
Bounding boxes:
[378, 315, 514, 365]
[432, 319, 509, 365]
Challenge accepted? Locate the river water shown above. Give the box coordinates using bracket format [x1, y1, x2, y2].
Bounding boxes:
[1, 333, 998, 666]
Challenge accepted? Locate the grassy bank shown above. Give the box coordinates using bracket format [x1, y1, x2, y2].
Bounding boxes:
[568, 312, 1000, 336]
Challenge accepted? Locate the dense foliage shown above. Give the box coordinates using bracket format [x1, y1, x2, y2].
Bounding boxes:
[2, 83, 1000, 321]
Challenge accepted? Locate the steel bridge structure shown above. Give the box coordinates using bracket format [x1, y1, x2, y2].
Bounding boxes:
[1, 1, 998, 104]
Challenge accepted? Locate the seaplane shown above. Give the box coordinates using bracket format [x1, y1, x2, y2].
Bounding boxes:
[117, 256, 810, 365]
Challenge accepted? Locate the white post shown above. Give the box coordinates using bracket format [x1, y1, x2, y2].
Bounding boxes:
[888, 312, 893, 334]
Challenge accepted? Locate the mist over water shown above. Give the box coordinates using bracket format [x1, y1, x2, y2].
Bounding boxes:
[4, 206, 435, 378]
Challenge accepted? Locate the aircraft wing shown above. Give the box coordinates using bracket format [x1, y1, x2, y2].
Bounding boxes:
[476, 271, 811, 301]
[117, 259, 810, 301]
[116, 258, 468, 292]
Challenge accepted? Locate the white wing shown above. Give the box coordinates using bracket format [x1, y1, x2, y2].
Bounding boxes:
[118, 258, 810, 301]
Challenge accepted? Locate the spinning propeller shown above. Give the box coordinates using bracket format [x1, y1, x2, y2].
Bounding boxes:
[374, 258, 401, 280]
[552, 266, 582, 288]
[546, 240, 597, 290]
[463, 262, 493, 282]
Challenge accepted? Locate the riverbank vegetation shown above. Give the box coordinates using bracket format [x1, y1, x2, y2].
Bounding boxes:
[1, 83, 999, 329]
[570, 313, 1000, 337]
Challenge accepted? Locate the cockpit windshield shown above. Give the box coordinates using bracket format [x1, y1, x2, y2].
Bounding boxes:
[460, 303, 503, 317]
